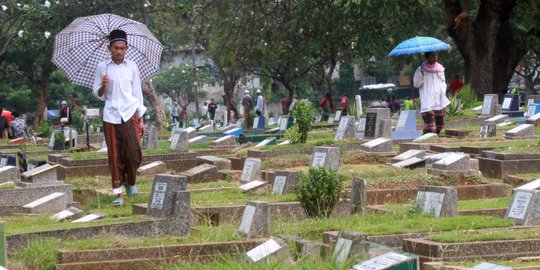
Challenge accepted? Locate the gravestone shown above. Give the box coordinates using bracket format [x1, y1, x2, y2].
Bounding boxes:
[238, 201, 270, 238]
[335, 116, 356, 140]
[392, 110, 421, 140]
[198, 124, 213, 133]
[355, 95, 363, 118]
[357, 117, 366, 132]
[310, 147, 340, 172]
[469, 262, 512, 270]
[72, 213, 105, 223]
[254, 116, 266, 131]
[50, 206, 83, 221]
[141, 125, 159, 150]
[146, 174, 187, 218]
[245, 238, 291, 263]
[188, 135, 207, 144]
[169, 131, 188, 152]
[22, 192, 67, 214]
[272, 171, 300, 195]
[484, 114, 508, 125]
[412, 133, 438, 142]
[327, 114, 335, 123]
[0, 156, 16, 168]
[479, 124, 496, 138]
[137, 161, 167, 176]
[255, 137, 277, 148]
[183, 127, 197, 139]
[212, 135, 237, 146]
[21, 164, 59, 184]
[516, 178, 540, 191]
[526, 112, 540, 126]
[278, 140, 291, 145]
[359, 138, 393, 153]
[505, 124, 538, 140]
[239, 180, 267, 193]
[279, 116, 289, 134]
[392, 157, 426, 169]
[27, 158, 47, 171]
[473, 105, 483, 114]
[425, 152, 457, 166]
[430, 153, 471, 173]
[181, 164, 219, 183]
[364, 108, 391, 139]
[197, 156, 231, 170]
[314, 115, 322, 123]
[0, 221, 5, 267]
[525, 103, 540, 118]
[351, 178, 367, 214]
[241, 158, 262, 182]
[352, 252, 418, 270]
[391, 150, 425, 163]
[480, 94, 498, 116]
[415, 186, 458, 217]
[334, 110, 342, 122]
[0, 166, 19, 183]
[253, 116, 260, 130]
[506, 189, 540, 225]
[333, 231, 369, 268]
[501, 94, 523, 117]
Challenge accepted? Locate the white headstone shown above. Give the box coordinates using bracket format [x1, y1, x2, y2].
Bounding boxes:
[272, 176, 287, 195]
[311, 152, 327, 168]
[246, 239, 282, 262]
[516, 179, 540, 191]
[334, 110, 342, 122]
[416, 191, 445, 217]
[352, 252, 413, 270]
[355, 95, 363, 118]
[72, 214, 104, 223]
[238, 205, 256, 234]
[507, 190, 532, 220]
[412, 133, 438, 142]
[502, 97, 512, 110]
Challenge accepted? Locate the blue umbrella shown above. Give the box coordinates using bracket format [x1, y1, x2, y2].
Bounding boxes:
[388, 36, 450, 57]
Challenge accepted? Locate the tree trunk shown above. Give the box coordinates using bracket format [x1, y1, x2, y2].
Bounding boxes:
[33, 77, 49, 129]
[142, 80, 165, 130]
[282, 80, 295, 113]
[444, 0, 526, 97]
[223, 79, 239, 125]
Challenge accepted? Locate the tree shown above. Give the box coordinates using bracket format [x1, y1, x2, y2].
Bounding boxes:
[444, 0, 540, 96]
[515, 51, 540, 94]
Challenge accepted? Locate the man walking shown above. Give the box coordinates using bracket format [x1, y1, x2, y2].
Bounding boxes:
[242, 90, 253, 129]
[92, 29, 146, 206]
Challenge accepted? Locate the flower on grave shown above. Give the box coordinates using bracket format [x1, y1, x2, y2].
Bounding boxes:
[44, 1, 50, 7]
[18, 30, 24, 37]
[44, 31, 51, 39]
[1, 5, 7, 11]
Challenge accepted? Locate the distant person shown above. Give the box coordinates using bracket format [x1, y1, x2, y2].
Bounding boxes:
[179, 106, 187, 128]
[0, 108, 8, 138]
[413, 51, 450, 135]
[448, 74, 464, 96]
[289, 95, 298, 114]
[403, 97, 414, 111]
[59, 100, 71, 126]
[254, 89, 264, 116]
[171, 102, 180, 125]
[1, 108, 11, 137]
[340, 94, 350, 115]
[242, 90, 253, 129]
[320, 91, 334, 121]
[281, 97, 288, 114]
[386, 88, 400, 113]
[207, 98, 218, 121]
[9, 111, 27, 139]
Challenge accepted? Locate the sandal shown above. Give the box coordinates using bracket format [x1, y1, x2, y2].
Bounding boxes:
[112, 198, 124, 207]
[126, 186, 138, 196]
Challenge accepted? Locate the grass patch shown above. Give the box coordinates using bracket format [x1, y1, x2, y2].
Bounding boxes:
[428, 227, 540, 243]
[12, 238, 60, 270]
[0, 183, 15, 190]
[448, 259, 540, 267]
[457, 197, 509, 211]
[191, 189, 297, 207]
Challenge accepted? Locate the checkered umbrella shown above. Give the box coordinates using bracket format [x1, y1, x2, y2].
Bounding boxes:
[52, 13, 163, 88]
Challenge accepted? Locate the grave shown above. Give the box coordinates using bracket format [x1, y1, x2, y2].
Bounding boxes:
[334, 110, 342, 122]
[501, 94, 523, 117]
[141, 125, 159, 150]
[212, 135, 237, 146]
[146, 174, 188, 218]
[198, 124, 213, 133]
[240, 158, 262, 182]
[392, 157, 426, 169]
[357, 117, 366, 133]
[333, 231, 369, 268]
[197, 156, 231, 170]
[253, 116, 266, 131]
[351, 251, 418, 270]
[470, 262, 512, 270]
[506, 189, 540, 225]
[279, 115, 293, 134]
[27, 158, 47, 171]
[188, 135, 207, 144]
[245, 238, 291, 263]
[239, 180, 267, 193]
[355, 95, 363, 118]
[183, 127, 197, 139]
[505, 124, 538, 140]
[391, 149, 425, 163]
[22, 192, 66, 214]
[479, 124, 496, 138]
[310, 147, 340, 172]
[429, 153, 472, 174]
[181, 163, 219, 183]
[50, 206, 83, 221]
[335, 116, 356, 140]
[290, 237, 325, 259]
[483, 114, 508, 125]
[272, 171, 299, 195]
[327, 114, 335, 123]
[137, 161, 167, 176]
[238, 201, 270, 238]
[480, 94, 498, 116]
[526, 112, 540, 126]
[364, 108, 391, 139]
[0, 166, 19, 183]
[351, 178, 367, 214]
[0, 156, 16, 168]
[72, 213, 105, 223]
[359, 138, 393, 153]
[479, 151, 540, 178]
[412, 133, 437, 142]
[169, 131, 188, 152]
[20, 164, 60, 185]
[415, 186, 458, 217]
[255, 137, 277, 148]
[0, 221, 4, 267]
[516, 178, 540, 191]
[525, 103, 540, 118]
[392, 110, 421, 140]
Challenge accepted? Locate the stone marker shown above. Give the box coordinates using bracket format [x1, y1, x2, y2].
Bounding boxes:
[213, 135, 237, 146]
[357, 117, 366, 132]
[506, 189, 540, 225]
[272, 171, 300, 195]
[335, 116, 356, 140]
[146, 174, 187, 218]
[425, 152, 457, 166]
[279, 116, 289, 134]
[238, 201, 270, 238]
[169, 131, 188, 152]
[0, 221, 4, 267]
[21, 164, 59, 184]
[188, 135, 207, 144]
[516, 178, 540, 191]
[141, 125, 159, 150]
[50, 206, 83, 221]
[182, 127, 197, 139]
[355, 95, 363, 118]
[484, 114, 508, 125]
[415, 186, 458, 217]
[198, 124, 213, 133]
[310, 147, 340, 172]
[364, 108, 391, 139]
[333, 231, 369, 268]
[334, 110, 342, 122]
[27, 158, 47, 171]
[505, 124, 538, 140]
[479, 124, 496, 138]
[392, 110, 421, 140]
[469, 262, 512, 270]
[197, 156, 231, 170]
[431, 153, 471, 172]
[23, 192, 67, 214]
[278, 140, 291, 146]
[412, 133, 438, 142]
[526, 112, 540, 126]
[241, 158, 262, 182]
[472, 105, 482, 114]
[392, 157, 426, 169]
[359, 137, 393, 153]
[219, 125, 237, 132]
[245, 238, 291, 263]
[224, 127, 242, 136]
[290, 237, 325, 259]
[480, 94, 498, 116]
[351, 178, 367, 214]
[391, 150, 425, 163]
[72, 213, 105, 223]
[255, 137, 277, 148]
[239, 180, 267, 193]
[0, 166, 19, 183]
[352, 252, 418, 270]
[137, 161, 167, 176]
[181, 164, 219, 183]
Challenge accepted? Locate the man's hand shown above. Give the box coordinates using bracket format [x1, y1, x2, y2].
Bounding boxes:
[98, 75, 109, 97]
[138, 117, 145, 140]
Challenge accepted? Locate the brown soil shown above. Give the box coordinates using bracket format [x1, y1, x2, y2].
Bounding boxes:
[343, 174, 485, 191]
[342, 152, 390, 165]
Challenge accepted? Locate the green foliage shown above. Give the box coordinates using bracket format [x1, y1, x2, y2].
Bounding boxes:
[291, 99, 316, 143]
[53, 131, 65, 150]
[294, 166, 342, 218]
[36, 121, 52, 137]
[284, 124, 302, 144]
[455, 84, 477, 109]
[445, 95, 464, 117]
[13, 238, 60, 270]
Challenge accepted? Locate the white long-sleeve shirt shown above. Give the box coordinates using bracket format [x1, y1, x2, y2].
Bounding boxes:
[255, 95, 264, 112]
[413, 66, 450, 113]
[92, 59, 147, 124]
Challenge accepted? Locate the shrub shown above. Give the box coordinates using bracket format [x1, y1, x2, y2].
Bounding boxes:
[291, 99, 316, 143]
[36, 121, 52, 137]
[284, 124, 302, 144]
[455, 84, 477, 109]
[294, 166, 342, 218]
[445, 95, 463, 117]
[53, 131, 66, 150]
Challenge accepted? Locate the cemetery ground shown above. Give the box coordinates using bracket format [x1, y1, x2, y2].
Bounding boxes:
[1, 110, 540, 269]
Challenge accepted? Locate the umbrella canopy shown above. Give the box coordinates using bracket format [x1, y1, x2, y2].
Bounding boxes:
[388, 36, 450, 57]
[52, 13, 163, 88]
